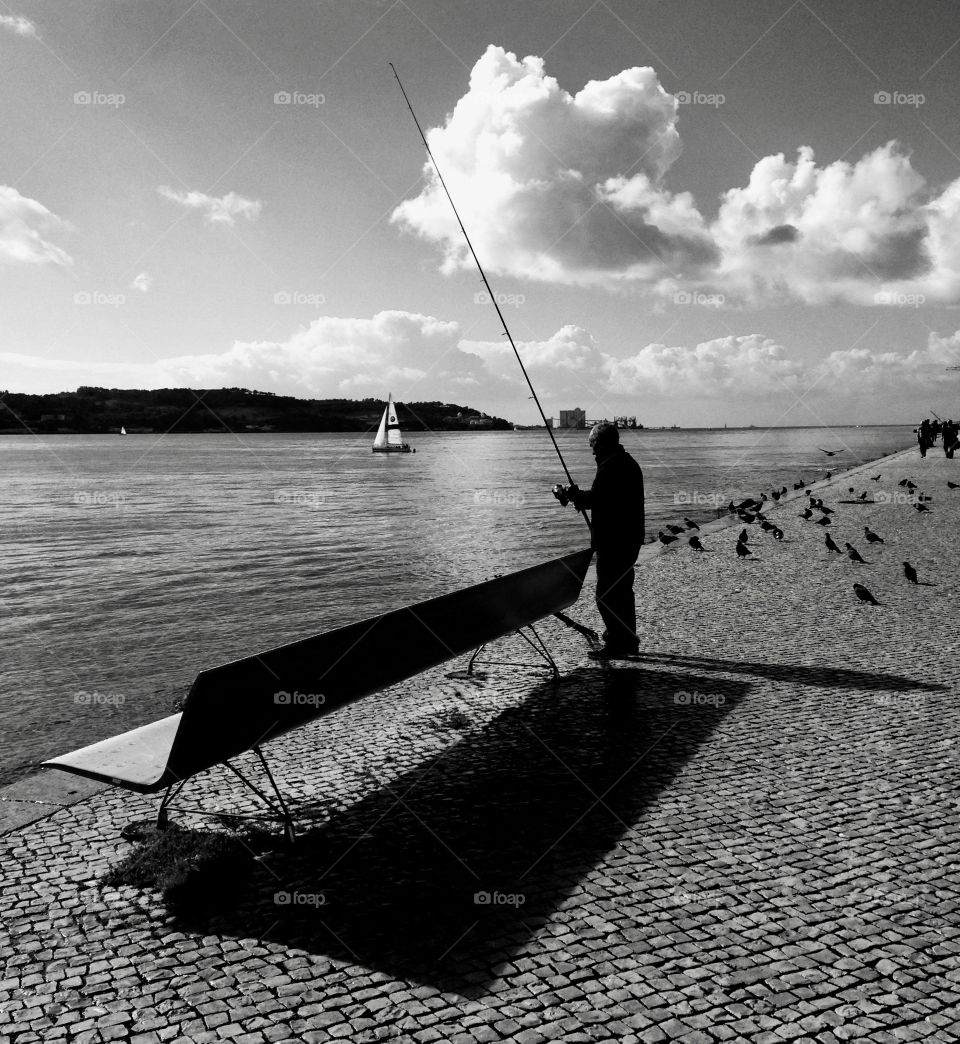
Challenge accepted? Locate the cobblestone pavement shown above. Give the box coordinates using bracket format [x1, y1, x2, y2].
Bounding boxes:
[2, 447, 959, 1043]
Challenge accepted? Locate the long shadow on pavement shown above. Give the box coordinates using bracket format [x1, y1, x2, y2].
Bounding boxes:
[155, 665, 744, 993]
[631, 652, 947, 693]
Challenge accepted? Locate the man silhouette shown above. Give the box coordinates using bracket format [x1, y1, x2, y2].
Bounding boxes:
[562, 422, 644, 659]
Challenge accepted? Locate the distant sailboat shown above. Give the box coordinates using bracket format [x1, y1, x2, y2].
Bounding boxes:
[119, 426, 127, 436]
[372, 394, 412, 453]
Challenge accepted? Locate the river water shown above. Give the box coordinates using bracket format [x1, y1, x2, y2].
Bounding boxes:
[0, 425, 913, 784]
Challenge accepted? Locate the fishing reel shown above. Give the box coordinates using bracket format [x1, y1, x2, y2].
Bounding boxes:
[552, 483, 578, 507]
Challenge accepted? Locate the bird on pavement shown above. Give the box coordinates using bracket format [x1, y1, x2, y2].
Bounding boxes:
[914, 502, 931, 513]
[853, 583, 880, 605]
[863, 526, 884, 544]
[845, 542, 866, 563]
[667, 523, 685, 534]
[684, 517, 700, 529]
[903, 561, 919, 584]
[760, 520, 775, 532]
[688, 535, 706, 551]
[825, 533, 842, 554]
[772, 527, 784, 540]
[815, 515, 832, 526]
[735, 540, 752, 558]
[739, 528, 749, 543]
[857, 491, 869, 501]
[658, 530, 678, 545]
[948, 481, 959, 490]
[870, 474, 881, 482]
[799, 508, 813, 520]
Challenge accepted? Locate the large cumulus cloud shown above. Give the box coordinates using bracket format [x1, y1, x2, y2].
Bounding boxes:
[391, 46, 717, 291]
[392, 46, 960, 306]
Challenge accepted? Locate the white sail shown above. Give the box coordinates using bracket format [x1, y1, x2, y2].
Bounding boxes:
[372, 404, 388, 448]
[385, 397, 403, 447]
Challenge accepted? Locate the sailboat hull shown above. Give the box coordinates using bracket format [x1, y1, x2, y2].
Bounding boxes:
[372, 444, 412, 453]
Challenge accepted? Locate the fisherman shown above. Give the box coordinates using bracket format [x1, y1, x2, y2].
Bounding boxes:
[557, 422, 644, 659]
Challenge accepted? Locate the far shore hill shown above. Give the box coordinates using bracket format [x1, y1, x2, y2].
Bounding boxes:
[0, 388, 513, 434]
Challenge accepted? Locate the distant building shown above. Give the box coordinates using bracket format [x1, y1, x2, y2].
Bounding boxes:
[558, 408, 586, 429]
[468, 416, 494, 427]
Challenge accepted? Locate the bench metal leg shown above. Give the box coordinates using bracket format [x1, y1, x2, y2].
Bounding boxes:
[153, 747, 297, 842]
[466, 622, 559, 680]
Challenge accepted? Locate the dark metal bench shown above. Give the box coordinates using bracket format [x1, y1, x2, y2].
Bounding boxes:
[44, 548, 593, 839]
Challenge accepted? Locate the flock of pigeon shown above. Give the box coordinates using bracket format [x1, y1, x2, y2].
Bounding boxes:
[656, 465, 958, 606]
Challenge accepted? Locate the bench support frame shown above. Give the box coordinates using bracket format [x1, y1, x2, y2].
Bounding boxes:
[464, 622, 560, 680]
[157, 745, 296, 843]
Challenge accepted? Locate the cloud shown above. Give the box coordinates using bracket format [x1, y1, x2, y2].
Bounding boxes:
[0, 185, 72, 266]
[6, 309, 960, 421]
[130, 271, 153, 293]
[391, 45, 716, 291]
[158, 186, 262, 226]
[0, 14, 37, 37]
[821, 329, 960, 394]
[154, 310, 491, 398]
[393, 46, 960, 306]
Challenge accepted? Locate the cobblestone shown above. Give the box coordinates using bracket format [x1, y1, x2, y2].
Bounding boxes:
[1, 446, 958, 1040]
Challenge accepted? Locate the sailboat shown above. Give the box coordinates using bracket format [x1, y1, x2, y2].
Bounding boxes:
[119, 426, 127, 436]
[372, 394, 412, 453]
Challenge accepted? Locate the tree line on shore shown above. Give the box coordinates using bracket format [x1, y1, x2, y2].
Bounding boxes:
[0, 387, 512, 434]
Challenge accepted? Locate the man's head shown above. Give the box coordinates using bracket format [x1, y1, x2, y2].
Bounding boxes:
[588, 421, 619, 460]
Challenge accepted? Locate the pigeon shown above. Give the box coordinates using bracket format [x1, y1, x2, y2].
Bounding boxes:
[815, 515, 832, 526]
[857, 491, 869, 501]
[771, 527, 784, 540]
[898, 479, 909, 487]
[799, 508, 813, 520]
[688, 535, 705, 551]
[903, 561, 919, 584]
[818, 448, 838, 456]
[948, 481, 959, 490]
[863, 526, 884, 544]
[760, 520, 775, 532]
[735, 540, 752, 558]
[739, 528, 749, 543]
[658, 530, 678, 545]
[914, 502, 931, 513]
[771, 490, 781, 501]
[684, 517, 700, 530]
[853, 583, 880, 605]
[870, 474, 881, 482]
[825, 533, 842, 554]
[667, 524, 685, 534]
[826, 471, 833, 479]
[845, 543, 866, 563]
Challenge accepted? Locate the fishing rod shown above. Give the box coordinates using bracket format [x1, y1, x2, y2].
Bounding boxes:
[389, 63, 592, 536]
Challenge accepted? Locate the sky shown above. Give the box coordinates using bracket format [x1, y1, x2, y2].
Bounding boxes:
[1, 0, 959, 426]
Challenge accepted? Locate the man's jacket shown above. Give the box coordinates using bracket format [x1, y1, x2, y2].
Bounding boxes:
[575, 445, 645, 554]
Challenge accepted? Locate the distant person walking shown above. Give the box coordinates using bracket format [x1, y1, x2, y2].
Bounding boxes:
[558, 422, 644, 659]
[918, 418, 933, 457]
[944, 419, 958, 459]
